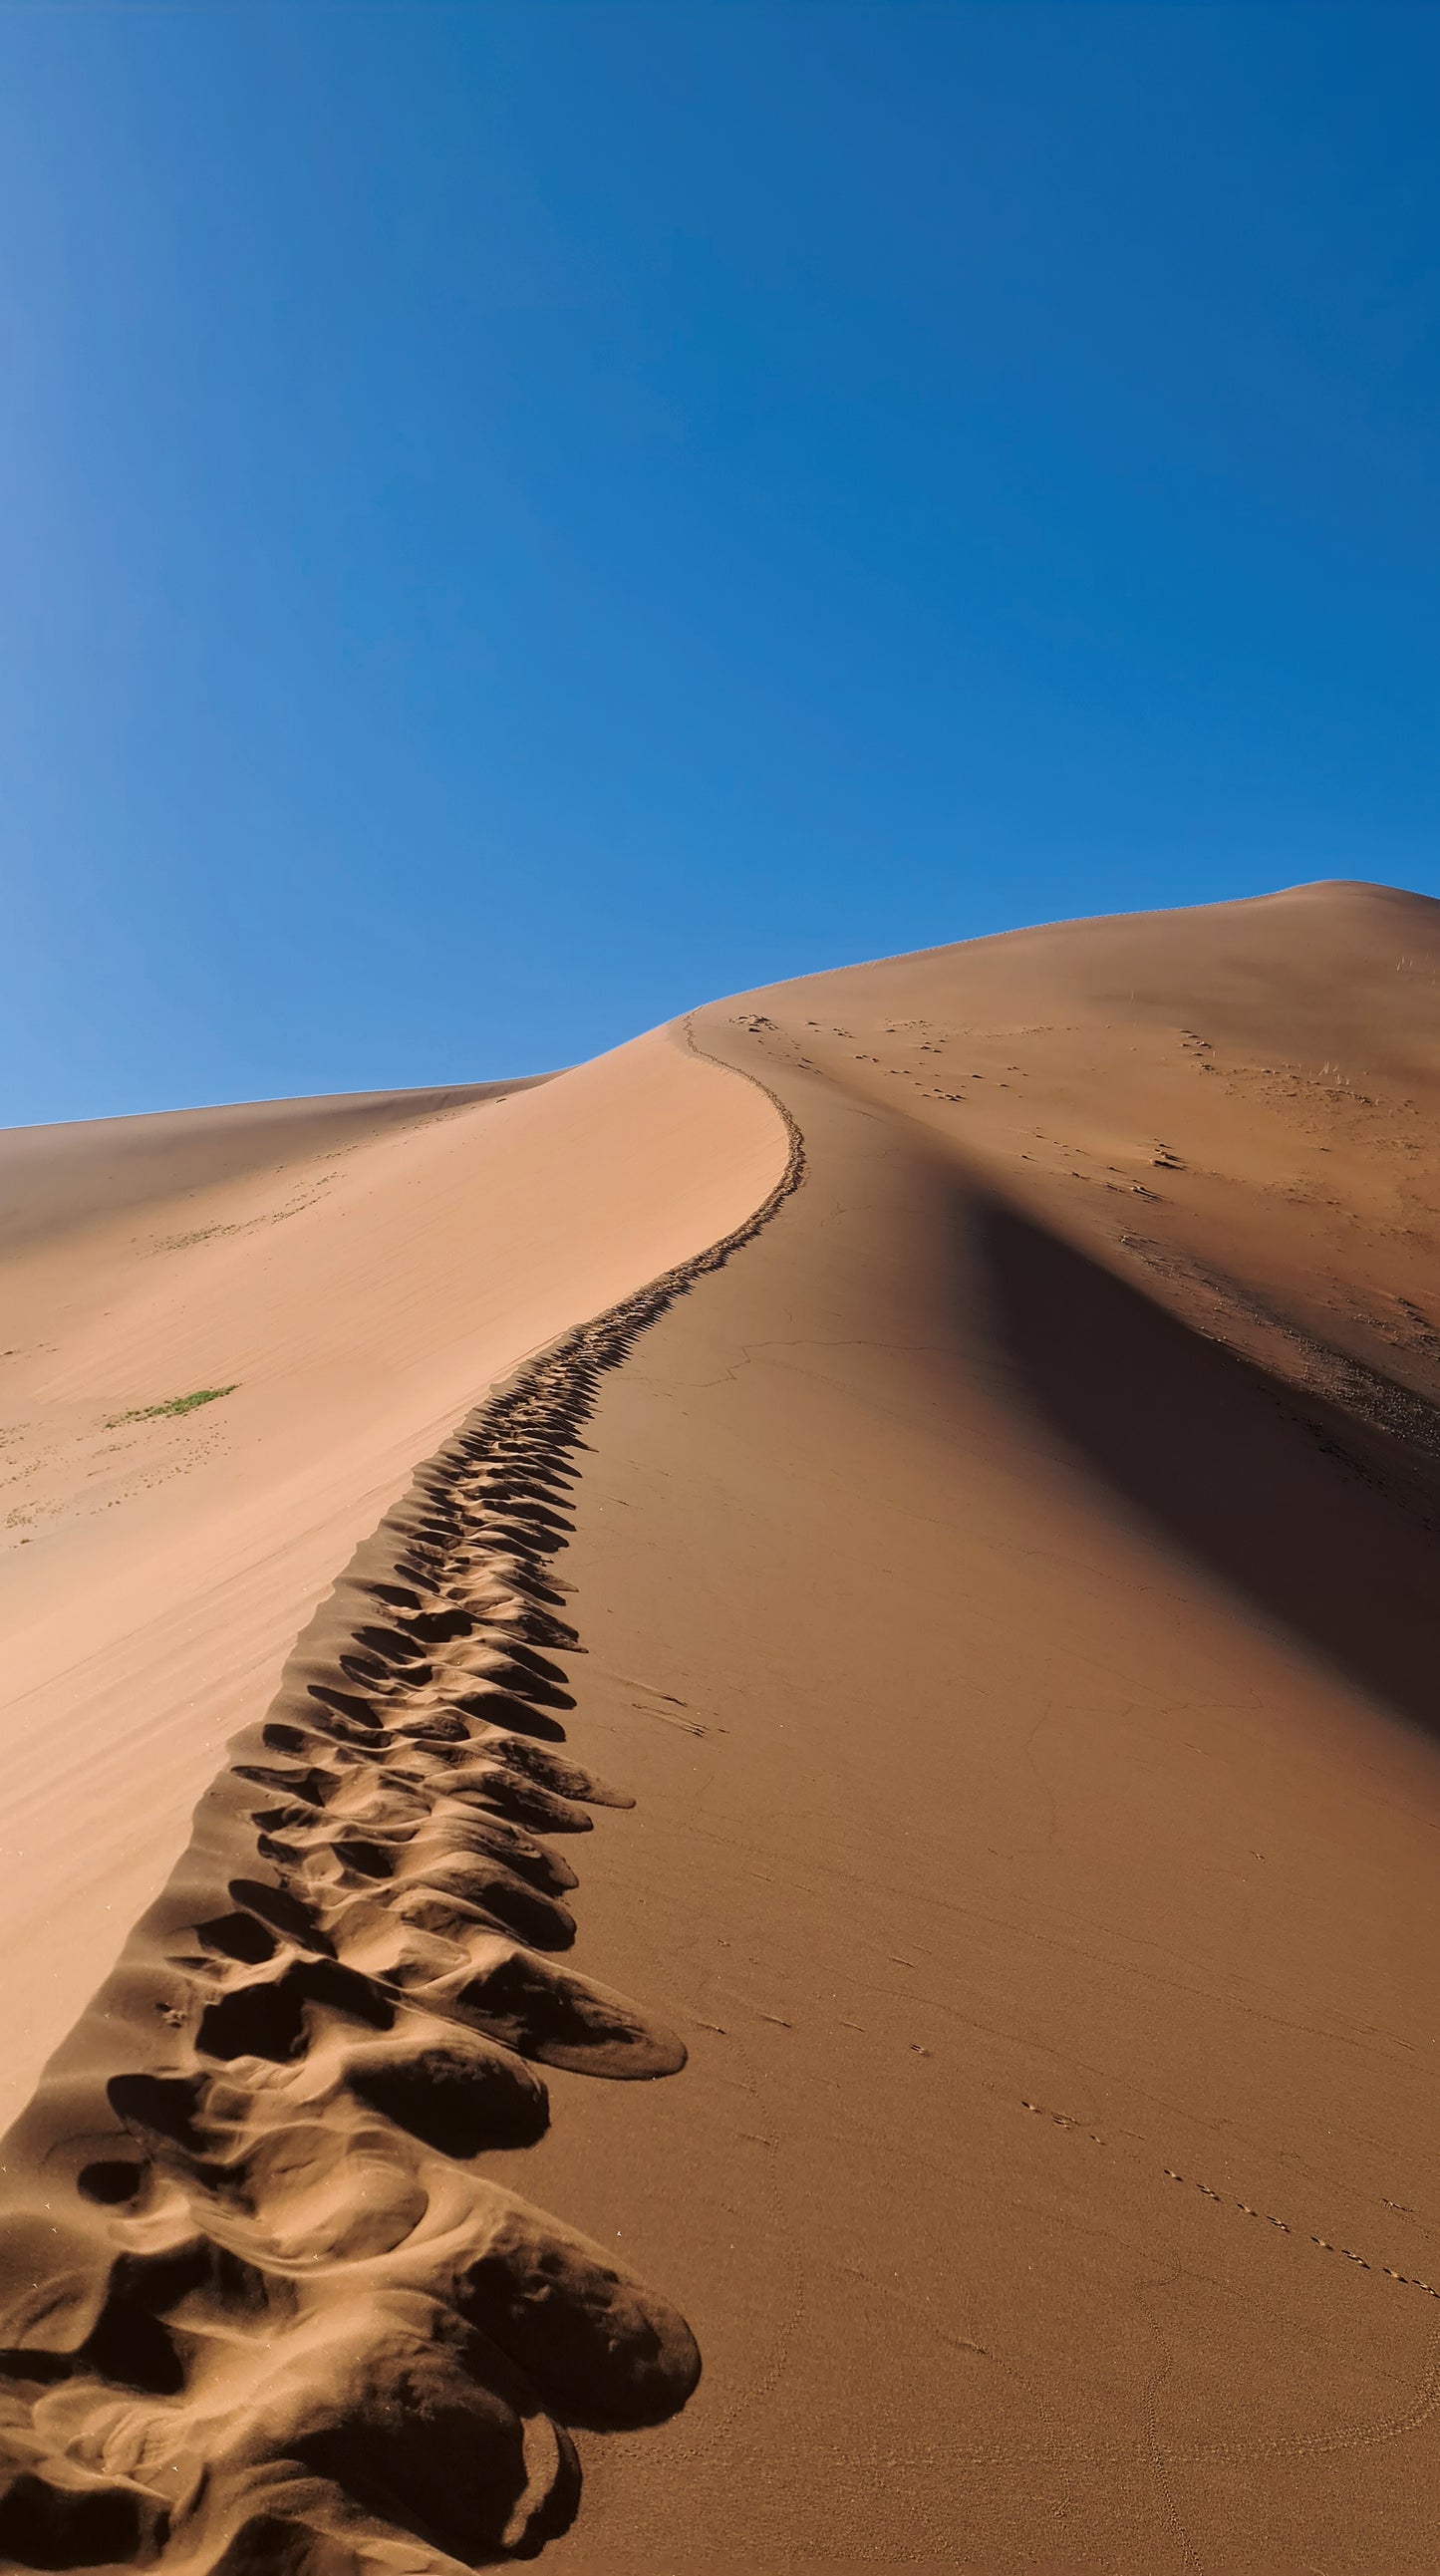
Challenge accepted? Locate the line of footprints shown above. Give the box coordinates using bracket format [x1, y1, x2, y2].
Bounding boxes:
[0, 1063, 809, 2573]
[0, 1130, 792, 2576]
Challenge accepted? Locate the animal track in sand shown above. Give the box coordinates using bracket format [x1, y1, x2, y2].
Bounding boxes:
[0, 1046, 805, 2572]
[1160, 2167, 1440, 2297]
[1019, 2100, 1439, 2309]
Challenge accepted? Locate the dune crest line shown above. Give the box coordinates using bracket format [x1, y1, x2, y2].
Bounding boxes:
[0, 1039, 804, 2573]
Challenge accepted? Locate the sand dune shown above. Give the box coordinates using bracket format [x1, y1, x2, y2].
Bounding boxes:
[5, 883, 1440, 2569]
[0, 1038, 786, 2136]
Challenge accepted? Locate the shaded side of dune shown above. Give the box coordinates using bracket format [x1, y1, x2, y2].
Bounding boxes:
[976, 1194, 1440, 1745]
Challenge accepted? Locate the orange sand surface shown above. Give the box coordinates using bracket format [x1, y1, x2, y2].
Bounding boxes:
[4, 882, 1440, 2571]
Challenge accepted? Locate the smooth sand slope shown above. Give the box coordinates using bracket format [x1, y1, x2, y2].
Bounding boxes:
[4, 881, 1440, 2571]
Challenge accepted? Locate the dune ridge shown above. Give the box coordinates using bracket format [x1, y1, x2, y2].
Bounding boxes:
[0, 1028, 787, 2132]
[0, 1046, 803, 2571]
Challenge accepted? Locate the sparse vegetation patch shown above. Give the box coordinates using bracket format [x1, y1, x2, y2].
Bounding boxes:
[104, 1386, 238, 1428]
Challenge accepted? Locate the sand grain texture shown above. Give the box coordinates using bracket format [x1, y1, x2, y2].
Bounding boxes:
[5, 884, 1440, 2569]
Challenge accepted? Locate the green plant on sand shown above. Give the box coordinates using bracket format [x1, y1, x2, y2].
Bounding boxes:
[104, 1385, 238, 1429]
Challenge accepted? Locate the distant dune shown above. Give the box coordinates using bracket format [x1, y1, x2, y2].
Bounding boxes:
[4, 882, 1440, 2570]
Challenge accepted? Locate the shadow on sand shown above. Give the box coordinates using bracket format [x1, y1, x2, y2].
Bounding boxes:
[977, 1194, 1440, 1742]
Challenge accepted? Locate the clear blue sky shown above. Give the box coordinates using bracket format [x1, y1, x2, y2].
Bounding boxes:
[3, 2, 1438, 1122]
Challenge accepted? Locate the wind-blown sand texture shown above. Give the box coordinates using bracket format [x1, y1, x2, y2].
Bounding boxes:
[4, 881, 1440, 2569]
